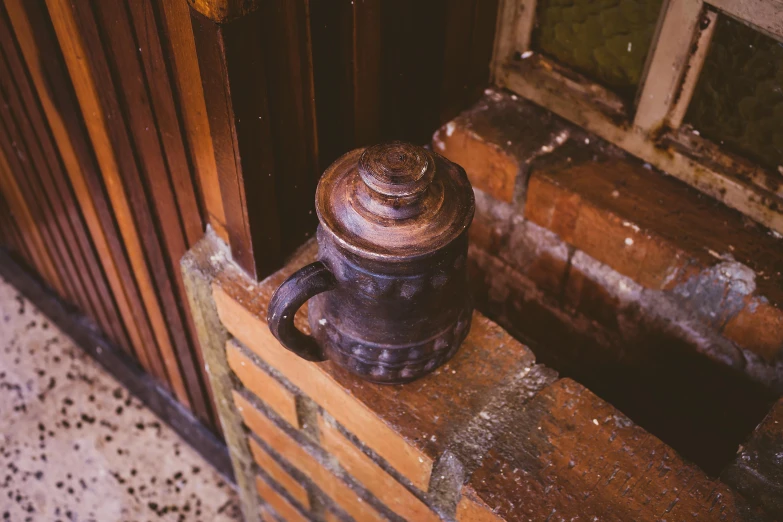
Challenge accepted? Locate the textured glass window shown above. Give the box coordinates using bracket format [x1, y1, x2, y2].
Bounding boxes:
[686, 16, 783, 172]
[533, 0, 663, 97]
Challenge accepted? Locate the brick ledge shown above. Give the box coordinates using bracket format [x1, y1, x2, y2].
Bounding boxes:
[190, 235, 767, 521]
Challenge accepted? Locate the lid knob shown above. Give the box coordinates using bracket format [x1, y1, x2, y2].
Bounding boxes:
[359, 142, 435, 199]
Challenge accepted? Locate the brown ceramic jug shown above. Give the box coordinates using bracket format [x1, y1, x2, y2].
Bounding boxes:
[267, 142, 474, 384]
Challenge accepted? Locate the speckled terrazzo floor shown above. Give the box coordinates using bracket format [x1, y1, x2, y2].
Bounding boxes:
[0, 276, 242, 522]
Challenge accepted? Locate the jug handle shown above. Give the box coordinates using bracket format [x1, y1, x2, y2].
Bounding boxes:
[267, 261, 336, 362]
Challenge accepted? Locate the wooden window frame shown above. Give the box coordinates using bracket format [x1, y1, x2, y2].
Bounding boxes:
[492, 0, 783, 235]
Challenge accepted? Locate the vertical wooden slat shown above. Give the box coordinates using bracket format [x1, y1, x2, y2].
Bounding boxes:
[159, 0, 227, 243]
[190, 7, 281, 279]
[379, 1, 449, 144]
[439, 0, 499, 123]
[45, 0, 191, 407]
[82, 0, 211, 424]
[0, 53, 122, 351]
[127, 0, 204, 248]
[352, 0, 381, 147]
[258, 0, 320, 255]
[128, 0, 219, 422]
[3, 0, 165, 378]
[0, 195, 9, 249]
[0, 5, 131, 351]
[309, 0, 355, 170]
[1, 194, 34, 267]
[0, 146, 64, 295]
[0, 86, 86, 312]
[310, 0, 497, 167]
[0, 191, 30, 262]
[0, 178, 31, 272]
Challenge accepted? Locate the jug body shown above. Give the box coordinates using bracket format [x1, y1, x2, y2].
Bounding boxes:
[268, 142, 474, 384]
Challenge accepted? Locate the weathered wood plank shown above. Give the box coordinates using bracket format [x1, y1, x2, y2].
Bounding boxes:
[462, 378, 765, 521]
[45, 0, 190, 406]
[73, 0, 211, 423]
[0, 3, 130, 351]
[190, 7, 281, 280]
[3, 0, 163, 377]
[159, 0, 227, 242]
[0, 148, 63, 294]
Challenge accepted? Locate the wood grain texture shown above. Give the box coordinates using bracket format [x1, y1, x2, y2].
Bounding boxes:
[0, 86, 85, 312]
[190, 8, 281, 279]
[42, 0, 172, 386]
[186, 0, 261, 23]
[71, 0, 212, 425]
[0, 191, 30, 262]
[89, 0, 213, 425]
[0, 4, 131, 351]
[0, 147, 63, 294]
[127, 0, 204, 249]
[45, 0, 191, 408]
[159, 0, 227, 242]
[310, 0, 498, 169]
[309, 0, 356, 170]
[465, 378, 764, 521]
[256, 0, 320, 257]
[439, 0, 499, 123]
[2, 0, 163, 378]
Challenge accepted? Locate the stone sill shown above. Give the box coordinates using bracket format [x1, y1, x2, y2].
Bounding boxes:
[433, 88, 783, 391]
[184, 232, 768, 521]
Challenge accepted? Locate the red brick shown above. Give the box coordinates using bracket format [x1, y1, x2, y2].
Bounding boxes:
[464, 378, 760, 521]
[469, 213, 504, 255]
[227, 341, 299, 428]
[573, 204, 652, 284]
[434, 124, 518, 203]
[723, 299, 783, 362]
[255, 475, 308, 522]
[324, 511, 342, 522]
[525, 175, 581, 243]
[503, 220, 570, 296]
[432, 88, 572, 205]
[214, 241, 537, 493]
[525, 158, 783, 305]
[456, 492, 503, 522]
[234, 391, 385, 522]
[317, 414, 438, 522]
[249, 438, 310, 509]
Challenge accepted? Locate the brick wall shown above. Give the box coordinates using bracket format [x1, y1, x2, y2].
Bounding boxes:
[182, 232, 779, 521]
[433, 89, 783, 475]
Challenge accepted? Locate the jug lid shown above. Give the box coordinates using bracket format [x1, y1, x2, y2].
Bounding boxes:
[316, 142, 474, 261]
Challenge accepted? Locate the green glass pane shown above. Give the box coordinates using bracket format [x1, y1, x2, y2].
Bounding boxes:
[534, 0, 663, 97]
[686, 16, 783, 172]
